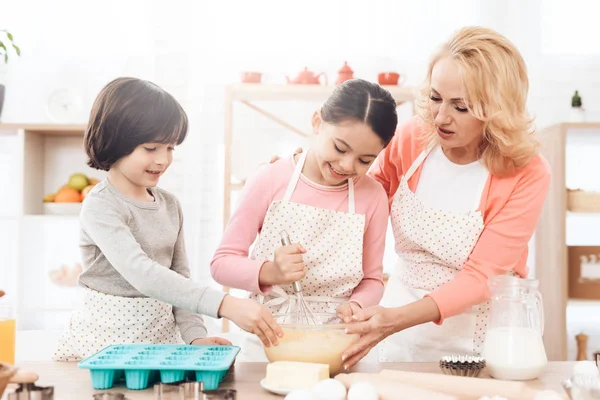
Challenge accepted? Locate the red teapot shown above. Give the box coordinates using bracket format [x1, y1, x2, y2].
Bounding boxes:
[336, 61, 354, 84]
[286, 67, 328, 85]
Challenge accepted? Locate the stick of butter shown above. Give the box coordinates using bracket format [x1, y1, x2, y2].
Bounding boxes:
[264, 361, 329, 389]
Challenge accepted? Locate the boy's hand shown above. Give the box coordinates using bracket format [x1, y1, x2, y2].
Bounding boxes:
[191, 337, 232, 346]
[218, 295, 283, 347]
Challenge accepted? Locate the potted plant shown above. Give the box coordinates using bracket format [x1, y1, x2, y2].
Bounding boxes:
[570, 90, 585, 122]
[0, 30, 21, 120]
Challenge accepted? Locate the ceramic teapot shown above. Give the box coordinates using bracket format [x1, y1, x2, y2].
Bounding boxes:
[336, 61, 354, 84]
[286, 67, 328, 85]
[378, 72, 401, 85]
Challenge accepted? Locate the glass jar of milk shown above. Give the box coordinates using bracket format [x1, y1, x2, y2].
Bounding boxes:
[482, 275, 547, 380]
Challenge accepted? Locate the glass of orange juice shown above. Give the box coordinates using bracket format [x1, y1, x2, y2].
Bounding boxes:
[0, 305, 15, 364]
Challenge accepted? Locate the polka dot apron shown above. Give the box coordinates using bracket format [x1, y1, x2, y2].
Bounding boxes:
[239, 149, 366, 362]
[378, 144, 490, 362]
[53, 288, 184, 361]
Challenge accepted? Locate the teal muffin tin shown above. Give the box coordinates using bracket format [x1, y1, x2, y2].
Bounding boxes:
[78, 344, 240, 391]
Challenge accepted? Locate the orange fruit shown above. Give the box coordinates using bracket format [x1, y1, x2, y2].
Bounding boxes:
[88, 177, 100, 185]
[80, 184, 95, 201]
[54, 187, 82, 203]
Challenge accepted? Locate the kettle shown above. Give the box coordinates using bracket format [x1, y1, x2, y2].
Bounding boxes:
[286, 67, 328, 85]
[336, 61, 354, 84]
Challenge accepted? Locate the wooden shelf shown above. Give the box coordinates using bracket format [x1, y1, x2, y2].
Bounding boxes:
[0, 123, 86, 135]
[0, 123, 102, 330]
[536, 121, 600, 361]
[227, 83, 416, 103]
[551, 122, 600, 130]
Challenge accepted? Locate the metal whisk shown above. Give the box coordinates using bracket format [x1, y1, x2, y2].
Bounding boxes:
[280, 230, 317, 326]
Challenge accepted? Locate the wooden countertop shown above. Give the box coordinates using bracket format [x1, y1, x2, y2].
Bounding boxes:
[1, 361, 575, 399]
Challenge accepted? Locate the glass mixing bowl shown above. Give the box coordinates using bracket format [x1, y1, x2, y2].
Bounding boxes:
[263, 312, 359, 375]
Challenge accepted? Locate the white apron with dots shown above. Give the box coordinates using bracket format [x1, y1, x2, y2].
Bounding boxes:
[53, 288, 184, 361]
[238, 149, 366, 362]
[377, 144, 490, 362]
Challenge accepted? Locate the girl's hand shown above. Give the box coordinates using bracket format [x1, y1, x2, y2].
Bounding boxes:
[336, 301, 363, 323]
[260, 243, 307, 286]
[191, 337, 232, 345]
[341, 306, 399, 370]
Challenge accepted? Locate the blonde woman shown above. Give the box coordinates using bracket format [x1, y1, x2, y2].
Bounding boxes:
[341, 26, 551, 366]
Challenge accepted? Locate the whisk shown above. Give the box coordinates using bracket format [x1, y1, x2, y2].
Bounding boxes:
[280, 230, 317, 326]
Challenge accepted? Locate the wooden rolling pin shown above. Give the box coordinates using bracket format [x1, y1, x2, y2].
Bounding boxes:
[379, 369, 540, 399]
[335, 373, 457, 400]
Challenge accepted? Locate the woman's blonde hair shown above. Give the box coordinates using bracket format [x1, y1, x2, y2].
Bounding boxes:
[416, 26, 538, 177]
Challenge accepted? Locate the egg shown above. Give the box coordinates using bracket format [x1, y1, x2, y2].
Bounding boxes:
[572, 360, 600, 377]
[533, 390, 563, 400]
[348, 381, 379, 400]
[312, 378, 347, 400]
[285, 389, 318, 400]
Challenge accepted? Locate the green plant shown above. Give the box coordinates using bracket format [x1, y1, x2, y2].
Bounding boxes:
[0, 30, 21, 64]
[572, 90, 582, 108]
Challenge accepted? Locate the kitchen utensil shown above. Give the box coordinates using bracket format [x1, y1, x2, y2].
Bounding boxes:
[7, 383, 54, 400]
[377, 72, 401, 85]
[92, 393, 126, 400]
[379, 369, 541, 399]
[179, 381, 203, 399]
[240, 71, 262, 84]
[263, 312, 358, 375]
[279, 230, 316, 326]
[4, 367, 49, 400]
[202, 389, 237, 399]
[439, 355, 486, 377]
[482, 275, 547, 381]
[78, 344, 239, 391]
[154, 381, 182, 400]
[286, 68, 327, 85]
[336, 62, 354, 85]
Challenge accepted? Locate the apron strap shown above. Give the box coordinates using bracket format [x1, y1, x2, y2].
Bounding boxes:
[348, 178, 355, 214]
[282, 150, 307, 202]
[404, 143, 435, 181]
[282, 148, 357, 214]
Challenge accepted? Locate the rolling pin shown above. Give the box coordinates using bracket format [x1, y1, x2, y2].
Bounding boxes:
[335, 372, 457, 400]
[379, 369, 540, 399]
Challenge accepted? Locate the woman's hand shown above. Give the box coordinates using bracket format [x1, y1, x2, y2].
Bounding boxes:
[336, 301, 363, 323]
[341, 298, 441, 369]
[269, 148, 303, 164]
[341, 306, 400, 369]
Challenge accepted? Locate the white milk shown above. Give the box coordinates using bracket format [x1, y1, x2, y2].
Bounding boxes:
[482, 326, 548, 380]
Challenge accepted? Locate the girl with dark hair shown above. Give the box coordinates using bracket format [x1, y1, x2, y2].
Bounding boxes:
[210, 79, 398, 361]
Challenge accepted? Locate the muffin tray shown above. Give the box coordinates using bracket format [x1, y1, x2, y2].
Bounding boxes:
[78, 344, 240, 391]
